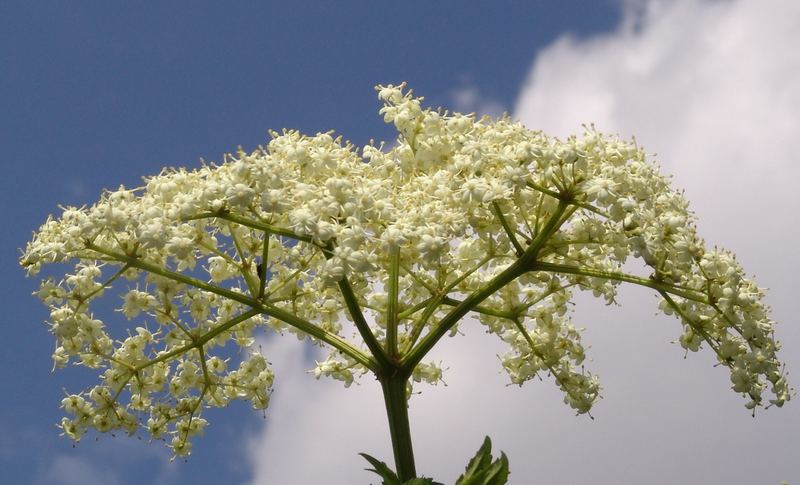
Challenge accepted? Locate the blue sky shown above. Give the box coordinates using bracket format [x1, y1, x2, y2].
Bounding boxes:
[3, 1, 799, 484]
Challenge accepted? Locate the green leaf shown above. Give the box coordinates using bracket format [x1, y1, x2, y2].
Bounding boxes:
[359, 453, 445, 485]
[402, 478, 444, 485]
[455, 437, 510, 485]
[480, 452, 509, 484]
[459, 437, 493, 481]
[360, 452, 402, 485]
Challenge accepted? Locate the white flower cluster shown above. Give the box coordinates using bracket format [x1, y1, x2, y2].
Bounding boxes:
[21, 83, 790, 453]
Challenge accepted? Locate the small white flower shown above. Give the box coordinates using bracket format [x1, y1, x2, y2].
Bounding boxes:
[225, 183, 256, 209]
[289, 207, 318, 236]
[121, 290, 154, 319]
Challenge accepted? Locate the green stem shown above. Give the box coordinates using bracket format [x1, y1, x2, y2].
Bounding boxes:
[258, 232, 270, 300]
[402, 258, 526, 372]
[526, 180, 608, 217]
[492, 200, 524, 257]
[403, 254, 494, 353]
[441, 296, 516, 319]
[85, 242, 376, 371]
[184, 211, 319, 246]
[402, 201, 569, 371]
[228, 223, 260, 298]
[386, 246, 401, 358]
[658, 290, 723, 356]
[312, 241, 393, 370]
[530, 261, 708, 303]
[380, 371, 416, 481]
[135, 308, 262, 372]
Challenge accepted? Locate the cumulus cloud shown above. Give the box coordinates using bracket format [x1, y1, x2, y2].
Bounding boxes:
[515, 0, 800, 267]
[514, 0, 800, 482]
[249, 1, 800, 484]
[450, 84, 507, 119]
[35, 455, 124, 485]
[32, 438, 177, 485]
[246, 335, 390, 484]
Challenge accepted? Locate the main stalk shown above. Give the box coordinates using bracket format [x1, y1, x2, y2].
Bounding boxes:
[380, 370, 416, 481]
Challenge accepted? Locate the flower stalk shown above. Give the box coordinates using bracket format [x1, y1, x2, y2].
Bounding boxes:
[380, 369, 416, 482]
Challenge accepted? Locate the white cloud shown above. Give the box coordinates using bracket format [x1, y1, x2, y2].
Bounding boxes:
[450, 85, 507, 119]
[515, 0, 800, 268]
[513, 0, 800, 482]
[32, 436, 178, 485]
[249, 1, 800, 484]
[35, 455, 124, 485]
[246, 335, 390, 484]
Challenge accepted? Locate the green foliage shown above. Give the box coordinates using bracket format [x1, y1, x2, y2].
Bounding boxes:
[455, 437, 509, 485]
[360, 453, 443, 485]
[360, 436, 508, 485]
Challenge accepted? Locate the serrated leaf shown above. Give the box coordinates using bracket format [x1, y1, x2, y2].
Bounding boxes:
[457, 436, 493, 484]
[402, 477, 444, 485]
[480, 452, 509, 484]
[360, 452, 402, 485]
[455, 437, 510, 485]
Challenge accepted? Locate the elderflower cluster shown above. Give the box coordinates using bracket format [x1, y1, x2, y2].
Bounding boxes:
[21, 83, 790, 454]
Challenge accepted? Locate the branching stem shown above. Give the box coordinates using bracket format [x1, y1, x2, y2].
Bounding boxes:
[84, 242, 375, 371]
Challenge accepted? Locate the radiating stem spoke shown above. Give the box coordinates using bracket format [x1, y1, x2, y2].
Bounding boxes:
[85, 242, 375, 371]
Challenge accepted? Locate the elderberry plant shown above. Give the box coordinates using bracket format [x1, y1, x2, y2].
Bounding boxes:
[21, 83, 791, 483]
